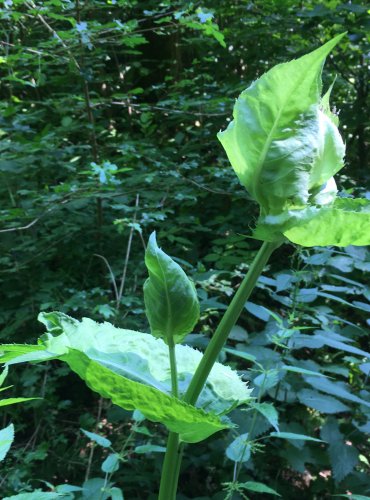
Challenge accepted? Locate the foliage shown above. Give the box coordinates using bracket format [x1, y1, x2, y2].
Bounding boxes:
[0, 0, 369, 499]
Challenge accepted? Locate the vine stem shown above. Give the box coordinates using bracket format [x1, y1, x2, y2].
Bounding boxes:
[158, 239, 282, 499]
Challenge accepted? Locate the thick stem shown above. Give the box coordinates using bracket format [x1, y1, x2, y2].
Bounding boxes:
[158, 240, 281, 499]
[184, 240, 280, 405]
[158, 339, 179, 500]
[158, 432, 180, 500]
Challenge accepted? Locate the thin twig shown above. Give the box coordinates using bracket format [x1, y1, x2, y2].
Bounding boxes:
[109, 101, 228, 117]
[116, 194, 140, 310]
[93, 254, 119, 304]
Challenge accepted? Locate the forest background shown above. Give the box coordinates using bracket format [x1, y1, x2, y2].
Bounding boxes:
[0, 1, 369, 499]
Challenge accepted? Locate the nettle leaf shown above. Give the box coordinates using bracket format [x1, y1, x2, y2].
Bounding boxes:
[1, 312, 252, 443]
[0, 423, 14, 462]
[218, 34, 345, 218]
[144, 232, 200, 344]
[249, 402, 279, 431]
[298, 389, 351, 414]
[321, 418, 359, 483]
[226, 433, 251, 462]
[304, 375, 370, 408]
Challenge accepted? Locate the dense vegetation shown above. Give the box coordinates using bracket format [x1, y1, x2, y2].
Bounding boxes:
[0, 1, 369, 499]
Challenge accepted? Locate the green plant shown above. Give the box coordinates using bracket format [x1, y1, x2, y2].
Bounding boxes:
[0, 366, 38, 464]
[1, 33, 370, 500]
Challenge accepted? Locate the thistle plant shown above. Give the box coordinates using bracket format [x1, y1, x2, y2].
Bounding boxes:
[1, 34, 369, 500]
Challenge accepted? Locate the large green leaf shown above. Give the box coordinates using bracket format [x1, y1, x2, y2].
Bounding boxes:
[1, 312, 252, 442]
[217, 34, 345, 217]
[143, 232, 200, 344]
[284, 198, 370, 246]
[62, 349, 228, 443]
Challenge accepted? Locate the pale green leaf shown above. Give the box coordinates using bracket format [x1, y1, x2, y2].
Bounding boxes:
[1, 312, 252, 441]
[284, 198, 370, 247]
[1, 312, 251, 416]
[144, 232, 200, 344]
[0, 423, 14, 461]
[218, 34, 345, 216]
[63, 349, 229, 443]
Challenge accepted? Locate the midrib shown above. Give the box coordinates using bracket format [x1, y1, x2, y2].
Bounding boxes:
[254, 68, 315, 191]
[155, 251, 172, 341]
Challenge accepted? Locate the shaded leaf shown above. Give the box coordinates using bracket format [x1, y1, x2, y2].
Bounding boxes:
[270, 431, 323, 443]
[101, 453, 120, 473]
[226, 433, 251, 462]
[81, 429, 111, 448]
[240, 481, 281, 496]
[0, 423, 14, 462]
[321, 418, 359, 483]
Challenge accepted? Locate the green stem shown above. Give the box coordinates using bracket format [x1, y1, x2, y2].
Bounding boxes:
[158, 339, 179, 500]
[168, 338, 178, 398]
[184, 240, 280, 406]
[158, 240, 281, 499]
[158, 432, 180, 500]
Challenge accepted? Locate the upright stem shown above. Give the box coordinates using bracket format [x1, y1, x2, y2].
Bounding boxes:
[168, 338, 178, 398]
[158, 340, 179, 499]
[158, 240, 281, 499]
[184, 240, 280, 406]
